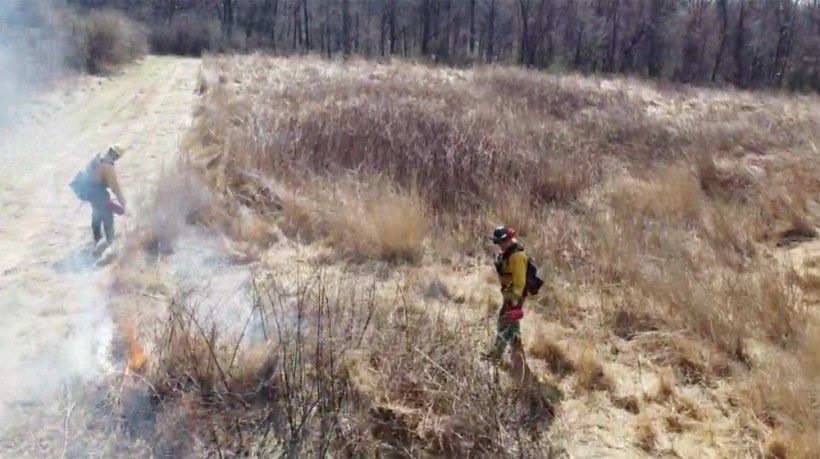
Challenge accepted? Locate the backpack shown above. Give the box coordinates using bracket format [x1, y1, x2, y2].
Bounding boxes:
[525, 257, 544, 296]
[69, 170, 93, 202]
[69, 156, 101, 202]
[495, 245, 545, 296]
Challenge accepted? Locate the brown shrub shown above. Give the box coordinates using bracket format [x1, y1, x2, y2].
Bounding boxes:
[324, 185, 429, 263]
[696, 154, 756, 202]
[575, 348, 612, 392]
[275, 178, 429, 262]
[672, 394, 706, 422]
[138, 270, 546, 456]
[612, 394, 641, 414]
[654, 366, 676, 401]
[634, 413, 657, 452]
[527, 332, 575, 377]
[65, 9, 147, 74]
[763, 434, 788, 459]
[185, 57, 607, 221]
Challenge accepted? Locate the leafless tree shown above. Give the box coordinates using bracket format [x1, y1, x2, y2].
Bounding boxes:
[69, 0, 820, 91]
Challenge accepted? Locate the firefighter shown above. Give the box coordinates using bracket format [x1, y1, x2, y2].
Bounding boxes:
[482, 226, 528, 363]
[84, 145, 126, 244]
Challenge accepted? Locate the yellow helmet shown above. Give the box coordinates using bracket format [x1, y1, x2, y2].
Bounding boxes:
[108, 144, 125, 160]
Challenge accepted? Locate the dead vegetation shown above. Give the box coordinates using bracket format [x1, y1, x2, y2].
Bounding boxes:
[111, 55, 819, 456]
[137, 272, 555, 456]
[63, 9, 147, 74]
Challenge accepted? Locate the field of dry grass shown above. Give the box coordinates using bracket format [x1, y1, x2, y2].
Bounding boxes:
[18, 55, 814, 457]
[144, 55, 818, 457]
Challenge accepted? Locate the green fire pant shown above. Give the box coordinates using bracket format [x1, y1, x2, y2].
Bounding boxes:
[89, 187, 114, 243]
[490, 304, 522, 358]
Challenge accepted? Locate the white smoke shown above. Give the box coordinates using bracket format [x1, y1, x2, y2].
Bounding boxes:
[0, 0, 68, 128]
[0, 0, 115, 437]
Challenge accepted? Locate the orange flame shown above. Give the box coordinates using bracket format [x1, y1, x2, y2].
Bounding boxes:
[128, 339, 146, 372]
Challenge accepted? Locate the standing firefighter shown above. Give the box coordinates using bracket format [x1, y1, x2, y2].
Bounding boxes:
[70, 145, 126, 245]
[483, 226, 543, 364]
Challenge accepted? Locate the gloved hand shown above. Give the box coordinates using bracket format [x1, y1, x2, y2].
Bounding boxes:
[504, 307, 524, 322]
[107, 200, 125, 215]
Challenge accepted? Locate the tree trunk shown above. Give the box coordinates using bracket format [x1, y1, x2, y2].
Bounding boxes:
[646, 0, 665, 77]
[732, 0, 746, 87]
[421, 0, 432, 56]
[606, 0, 620, 73]
[380, 3, 387, 56]
[342, 0, 351, 55]
[469, 0, 476, 54]
[439, 0, 451, 60]
[620, 22, 645, 73]
[772, 0, 796, 86]
[302, 0, 311, 50]
[543, 0, 555, 67]
[402, 25, 408, 57]
[711, 0, 729, 82]
[389, 0, 397, 54]
[518, 0, 531, 65]
[269, 0, 280, 50]
[680, 4, 702, 82]
[354, 13, 360, 53]
[292, 1, 300, 50]
[486, 0, 496, 63]
[573, 24, 583, 68]
[221, 0, 234, 38]
[325, 0, 332, 58]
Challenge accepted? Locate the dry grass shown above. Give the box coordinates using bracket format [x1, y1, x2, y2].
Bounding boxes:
[633, 413, 657, 452]
[274, 177, 429, 262]
[317, 181, 429, 263]
[123, 161, 221, 255]
[527, 331, 575, 377]
[613, 394, 641, 415]
[134, 55, 820, 455]
[763, 428, 817, 459]
[134, 272, 553, 456]
[653, 366, 676, 402]
[574, 348, 612, 392]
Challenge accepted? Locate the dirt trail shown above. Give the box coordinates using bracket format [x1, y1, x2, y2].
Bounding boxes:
[0, 56, 200, 430]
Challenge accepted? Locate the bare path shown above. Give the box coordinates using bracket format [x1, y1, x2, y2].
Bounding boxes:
[0, 56, 199, 429]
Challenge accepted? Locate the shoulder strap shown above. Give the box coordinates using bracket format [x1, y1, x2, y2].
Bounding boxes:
[502, 243, 524, 261]
[85, 155, 101, 173]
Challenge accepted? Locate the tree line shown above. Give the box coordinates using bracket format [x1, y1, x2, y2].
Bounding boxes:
[67, 0, 820, 91]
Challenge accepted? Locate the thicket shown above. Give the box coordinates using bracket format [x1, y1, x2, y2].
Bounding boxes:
[68, 0, 820, 92]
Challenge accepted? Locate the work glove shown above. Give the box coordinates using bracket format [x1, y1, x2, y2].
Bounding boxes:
[107, 201, 126, 215]
[504, 306, 524, 322]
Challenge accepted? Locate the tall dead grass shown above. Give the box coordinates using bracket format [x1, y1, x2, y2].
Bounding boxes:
[139, 271, 552, 456]
[173, 55, 819, 453]
[276, 178, 429, 262]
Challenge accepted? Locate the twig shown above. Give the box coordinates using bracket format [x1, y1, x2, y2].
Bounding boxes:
[60, 401, 76, 459]
[184, 307, 231, 393]
[227, 297, 258, 374]
[413, 346, 458, 383]
[637, 353, 645, 398]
